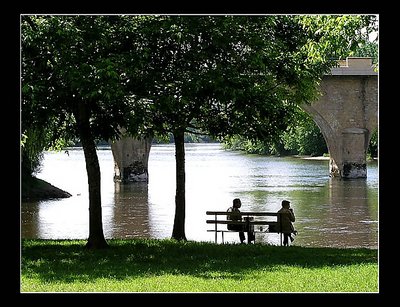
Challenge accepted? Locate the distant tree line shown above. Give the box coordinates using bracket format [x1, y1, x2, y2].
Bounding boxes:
[69, 108, 378, 159]
[223, 108, 378, 158]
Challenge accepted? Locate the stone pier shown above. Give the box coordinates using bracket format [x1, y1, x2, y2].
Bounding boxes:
[302, 57, 378, 178]
[111, 136, 152, 183]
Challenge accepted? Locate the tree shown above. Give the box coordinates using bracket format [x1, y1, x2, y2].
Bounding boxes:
[21, 15, 144, 249]
[122, 16, 306, 240]
[120, 15, 376, 240]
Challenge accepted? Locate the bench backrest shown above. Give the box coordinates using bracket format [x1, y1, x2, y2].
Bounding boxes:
[206, 211, 282, 233]
[207, 211, 280, 217]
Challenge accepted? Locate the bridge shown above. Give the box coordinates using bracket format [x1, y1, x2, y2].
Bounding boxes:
[302, 57, 378, 178]
[111, 57, 378, 182]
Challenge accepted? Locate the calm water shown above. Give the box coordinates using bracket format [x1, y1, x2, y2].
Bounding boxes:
[21, 143, 378, 248]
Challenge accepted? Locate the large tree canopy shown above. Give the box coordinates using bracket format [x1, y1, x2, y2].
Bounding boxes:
[121, 15, 377, 141]
[125, 16, 324, 140]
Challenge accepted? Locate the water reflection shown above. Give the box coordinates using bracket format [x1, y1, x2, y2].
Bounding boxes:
[107, 183, 151, 238]
[290, 178, 378, 249]
[21, 197, 89, 239]
[325, 179, 378, 248]
[21, 201, 41, 238]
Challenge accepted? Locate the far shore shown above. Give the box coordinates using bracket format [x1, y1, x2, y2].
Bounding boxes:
[295, 155, 330, 160]
[295, 155, 378, 161]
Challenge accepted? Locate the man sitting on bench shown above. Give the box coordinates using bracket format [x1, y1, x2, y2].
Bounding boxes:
[227, 198, 255, 244]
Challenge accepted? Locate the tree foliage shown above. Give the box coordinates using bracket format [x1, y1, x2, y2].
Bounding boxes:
[123, 16, 330, 139]
[223, 107, 328, 157]
[21, 16, 139, 142]
[281, 111, 328, 156]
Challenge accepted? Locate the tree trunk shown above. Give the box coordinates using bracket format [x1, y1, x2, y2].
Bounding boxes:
[74, 102, 109, 249]
[171, 130, 187, 241]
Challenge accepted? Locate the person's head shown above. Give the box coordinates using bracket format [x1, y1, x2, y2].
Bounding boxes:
[281, 200, 290, 209]
[233, 198, 242, 208]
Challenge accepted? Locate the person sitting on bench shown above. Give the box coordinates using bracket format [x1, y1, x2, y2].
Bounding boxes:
[227, 198, 255, 244]
[277, 200, 296, 246]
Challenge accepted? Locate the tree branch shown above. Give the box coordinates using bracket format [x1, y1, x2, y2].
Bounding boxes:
[185, 123, 208, 135]
[24, 16, 38, 32]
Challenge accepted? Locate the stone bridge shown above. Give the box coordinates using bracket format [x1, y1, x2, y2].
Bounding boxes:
[111, 57, 378, 182]
[302, 57, 378, 178]
[110, 131, 152, 183]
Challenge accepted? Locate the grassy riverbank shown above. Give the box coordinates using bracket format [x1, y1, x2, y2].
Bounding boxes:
[21, 239, 378, 293]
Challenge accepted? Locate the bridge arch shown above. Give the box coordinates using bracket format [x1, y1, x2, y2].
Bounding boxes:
[302, 57, 378, 178]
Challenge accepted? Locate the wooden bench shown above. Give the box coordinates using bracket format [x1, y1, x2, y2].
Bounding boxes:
[206, 211, 284, 245]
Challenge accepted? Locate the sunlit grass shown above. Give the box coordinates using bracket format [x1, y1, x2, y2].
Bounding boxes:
[21, 239, 378, 293]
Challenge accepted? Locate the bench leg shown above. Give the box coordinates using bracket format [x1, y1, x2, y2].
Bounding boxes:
[222, 232, 224, 244]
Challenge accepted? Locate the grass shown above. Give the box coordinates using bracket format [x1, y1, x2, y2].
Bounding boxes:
[21, 238, 378, 293]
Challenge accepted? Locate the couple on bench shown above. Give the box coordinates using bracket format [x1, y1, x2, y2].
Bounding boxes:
[227, 198, 296, 246]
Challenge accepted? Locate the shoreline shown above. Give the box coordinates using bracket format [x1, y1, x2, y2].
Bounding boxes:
[296, 155, 330, 160]
[295, 155, 378, 162]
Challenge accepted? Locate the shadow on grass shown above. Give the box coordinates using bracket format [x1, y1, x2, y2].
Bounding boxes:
[21, 239, 378, 283]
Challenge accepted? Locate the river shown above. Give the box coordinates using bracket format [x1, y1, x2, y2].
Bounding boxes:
[21, 143, 378, 249]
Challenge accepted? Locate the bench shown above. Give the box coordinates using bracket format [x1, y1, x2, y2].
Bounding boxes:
[206, 211, 284, 245]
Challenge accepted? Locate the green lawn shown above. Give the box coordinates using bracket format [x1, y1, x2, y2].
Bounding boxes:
[21, 239, 378, 293]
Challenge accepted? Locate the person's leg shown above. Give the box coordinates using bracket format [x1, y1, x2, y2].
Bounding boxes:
[283, 233, 289, 246]
[239, 231, 245, 243]
[248, 231, 255, 243]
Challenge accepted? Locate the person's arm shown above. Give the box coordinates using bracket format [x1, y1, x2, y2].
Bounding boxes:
[289, 208, 295, 222]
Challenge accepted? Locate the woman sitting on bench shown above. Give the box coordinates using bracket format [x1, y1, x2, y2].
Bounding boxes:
[277, 200, 296, 246]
